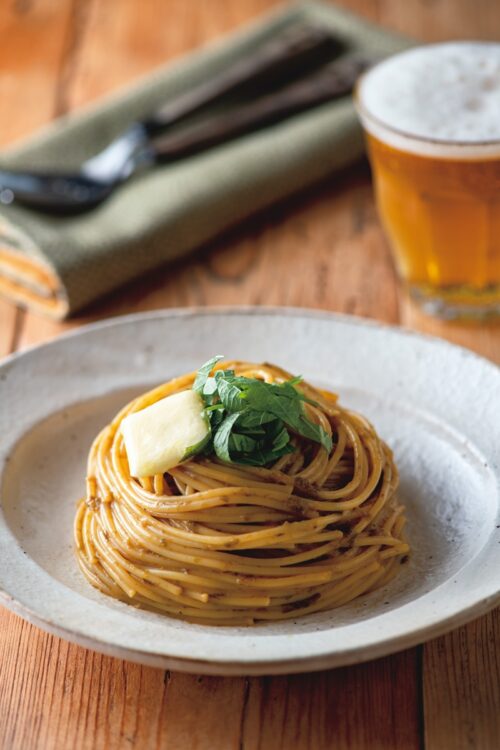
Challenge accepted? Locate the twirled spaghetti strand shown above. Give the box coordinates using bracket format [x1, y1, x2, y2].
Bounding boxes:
[74, 362, 409, 625]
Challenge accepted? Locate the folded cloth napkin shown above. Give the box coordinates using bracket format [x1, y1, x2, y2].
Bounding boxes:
[0, 1, 407, 318]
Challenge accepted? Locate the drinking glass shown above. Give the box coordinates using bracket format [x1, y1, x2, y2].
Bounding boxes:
[356, 43, 500, 319]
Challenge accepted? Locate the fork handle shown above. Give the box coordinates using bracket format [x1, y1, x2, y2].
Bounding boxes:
[149, 57, 369, 164]
[141, 24, 341, 135]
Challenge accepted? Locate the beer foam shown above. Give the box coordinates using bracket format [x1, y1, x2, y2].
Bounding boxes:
[358, 43, 500, 155]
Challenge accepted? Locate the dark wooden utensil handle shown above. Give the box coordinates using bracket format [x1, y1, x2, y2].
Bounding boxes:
[150, 57, 369, 163]
[142, 24, 341, 135]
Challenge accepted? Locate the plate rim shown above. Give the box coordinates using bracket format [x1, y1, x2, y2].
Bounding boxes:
[1, 582, 499, 676]
[1, 305, 499, 675]
[3, 304, 499, 379]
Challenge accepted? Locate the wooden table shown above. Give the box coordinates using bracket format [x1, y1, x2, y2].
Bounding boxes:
[0, 1, 499, 748]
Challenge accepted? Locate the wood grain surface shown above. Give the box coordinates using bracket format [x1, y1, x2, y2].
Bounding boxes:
[0, 2, 499, 749]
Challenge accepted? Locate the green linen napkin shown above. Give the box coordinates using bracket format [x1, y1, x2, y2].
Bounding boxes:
[0, 1, 407, 318]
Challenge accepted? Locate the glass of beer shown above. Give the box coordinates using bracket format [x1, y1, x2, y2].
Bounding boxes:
[356, 42, 500, 319]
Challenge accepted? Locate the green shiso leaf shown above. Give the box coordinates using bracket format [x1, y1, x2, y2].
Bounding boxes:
[193, 355, 224, 395]
[213, 412, 240, 462]
[190, 357, 333, 467]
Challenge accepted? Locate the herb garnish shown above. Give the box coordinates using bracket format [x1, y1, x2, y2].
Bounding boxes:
[193, 356, 332, 466]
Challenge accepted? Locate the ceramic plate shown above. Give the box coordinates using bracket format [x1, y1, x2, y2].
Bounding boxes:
[1, 308, 499, 675]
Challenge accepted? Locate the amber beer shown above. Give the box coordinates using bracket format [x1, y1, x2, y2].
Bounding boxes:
[356, 43, 500, 318]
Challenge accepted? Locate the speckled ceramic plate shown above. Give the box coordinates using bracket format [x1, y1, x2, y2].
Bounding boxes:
[0, 308, 499, 675]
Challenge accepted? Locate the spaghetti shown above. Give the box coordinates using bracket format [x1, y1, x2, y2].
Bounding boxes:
[74, 361, 409, 625]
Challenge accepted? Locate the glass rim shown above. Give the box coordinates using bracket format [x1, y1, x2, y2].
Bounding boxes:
[355, 43, 500, 156]
[355, 80, 500, 150]
[353, 85, 500, 149]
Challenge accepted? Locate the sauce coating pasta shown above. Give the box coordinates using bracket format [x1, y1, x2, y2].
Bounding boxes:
[74, 361, 409, 625]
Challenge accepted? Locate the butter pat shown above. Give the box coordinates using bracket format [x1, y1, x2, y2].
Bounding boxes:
[121, 389, 209, 477]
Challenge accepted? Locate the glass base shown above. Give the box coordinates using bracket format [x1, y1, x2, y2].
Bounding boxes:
[408, 283, 500, 321]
